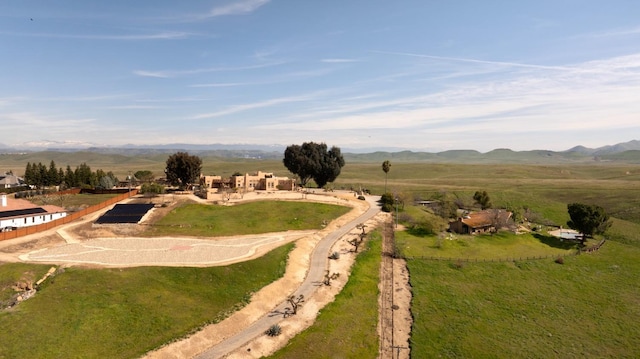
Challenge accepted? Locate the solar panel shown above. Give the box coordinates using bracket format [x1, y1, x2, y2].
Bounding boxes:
[0, 207, 47, 219]
[96, 204, 154, 224]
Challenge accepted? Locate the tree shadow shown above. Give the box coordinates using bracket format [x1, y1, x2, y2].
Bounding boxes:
[270, 309, 294, 318]
[532, 233, 579, 250]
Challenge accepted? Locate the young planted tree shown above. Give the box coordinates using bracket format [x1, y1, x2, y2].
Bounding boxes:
[285, 294, 305, 317]
[323, 270, 340, 286]
[165, 152, 203, 190]
[382, 160, 391, 193]
[348, 223, 367, 252]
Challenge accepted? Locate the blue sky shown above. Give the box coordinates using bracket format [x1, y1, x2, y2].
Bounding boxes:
[1, 0, 639, 152]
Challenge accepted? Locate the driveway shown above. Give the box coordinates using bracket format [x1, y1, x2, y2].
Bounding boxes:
[193, 195, 381, 358]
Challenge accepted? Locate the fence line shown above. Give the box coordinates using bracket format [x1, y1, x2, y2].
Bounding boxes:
[405, 238, 607, 263]
[0, 189, 138, 242]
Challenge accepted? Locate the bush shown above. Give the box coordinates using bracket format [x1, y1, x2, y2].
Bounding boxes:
[265, 324, 282, 337]
[379, 192, 396, 213]
[328, 252, 340, 260]
[555, 256, 565, 265]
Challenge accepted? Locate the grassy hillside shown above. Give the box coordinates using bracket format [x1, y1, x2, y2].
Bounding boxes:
[0, 244, 293, 358]
[407, 241, 640, 357]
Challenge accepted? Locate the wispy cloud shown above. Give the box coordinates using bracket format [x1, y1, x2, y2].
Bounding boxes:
[133, 61, 286, 78]
[321, 58, 361, 63]
[1, 112, 96, 130]
[372, 50, 575, 71]
[132, 70, 170, 78]
[583, 25, 640, 39]
[208, 0, 271, 17]
[256, 52, 640, 141]
[104, 105, 167, 110]
[0, 31, 192, 40]
[192, 94, 312, 120]
[170, 0, 271, 22]
[189, 82, 249, 88]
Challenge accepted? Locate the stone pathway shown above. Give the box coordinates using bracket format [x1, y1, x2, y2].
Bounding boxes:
[19, 232, 314, 267]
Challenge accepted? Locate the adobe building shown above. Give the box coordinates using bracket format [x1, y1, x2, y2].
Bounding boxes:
[200, 171, 295, 194]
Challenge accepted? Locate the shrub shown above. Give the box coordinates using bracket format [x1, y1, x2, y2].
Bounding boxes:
[379, 192, 396, 213]
[265, 324, 282, 337]
[555, 256, 565, 265]
[450, 259, 465, 270]
[328, 252, 340, 260]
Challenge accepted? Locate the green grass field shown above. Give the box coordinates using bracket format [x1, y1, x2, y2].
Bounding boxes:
[143, 201, 351, 237]
[0, 244, 293, 358]
[397, 230, 580, 260]
[407, 241, 640, 357]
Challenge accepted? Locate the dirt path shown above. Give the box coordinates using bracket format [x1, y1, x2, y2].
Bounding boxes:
[379, 220, 412, 359]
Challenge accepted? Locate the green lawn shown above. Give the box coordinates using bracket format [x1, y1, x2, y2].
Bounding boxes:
[406, 240, 640, 358]
[396, 230, 580, 261]
[0, 244, 293, 358]
[269, 232, 381, 359]
[143, 201, 351, 237]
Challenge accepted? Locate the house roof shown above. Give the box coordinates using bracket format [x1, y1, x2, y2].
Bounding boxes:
[460, 210, 512, 228]
[0, 174, 24, 186]
[0, 196, 66, 219]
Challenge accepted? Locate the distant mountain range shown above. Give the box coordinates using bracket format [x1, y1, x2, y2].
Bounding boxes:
[0, 140, 639, 164]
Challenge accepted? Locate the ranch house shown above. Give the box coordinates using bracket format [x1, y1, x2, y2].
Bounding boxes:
[448, 209, 512, 235]
[0, 194, 67, 232]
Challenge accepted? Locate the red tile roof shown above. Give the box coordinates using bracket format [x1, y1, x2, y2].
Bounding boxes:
[461, 210, 512, 228]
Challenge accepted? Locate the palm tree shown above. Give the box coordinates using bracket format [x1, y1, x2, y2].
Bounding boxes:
[382, 160, 391, 193]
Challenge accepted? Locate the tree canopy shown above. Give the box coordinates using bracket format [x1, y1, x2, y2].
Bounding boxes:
[134, 170, 155, 183]
[473, 190, 492, 210]
[283, 142, 345, 188]
[567, 203, 612, 241]
[382, 160, 391, 193]
[165, 152, 202, 189]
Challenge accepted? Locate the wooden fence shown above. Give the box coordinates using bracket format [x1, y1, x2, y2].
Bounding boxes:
[0, 189, 138, 242]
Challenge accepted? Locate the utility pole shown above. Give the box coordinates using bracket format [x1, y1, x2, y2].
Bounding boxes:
[395, 197, 399, 228]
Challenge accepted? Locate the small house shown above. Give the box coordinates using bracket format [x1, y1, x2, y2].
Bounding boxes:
[448, 209, 512, 235]
[0, 194, 67, 231]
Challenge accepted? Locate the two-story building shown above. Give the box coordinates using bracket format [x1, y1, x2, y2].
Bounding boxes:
[200, 171, 295, 193]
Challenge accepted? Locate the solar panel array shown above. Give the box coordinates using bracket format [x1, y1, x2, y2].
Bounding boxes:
[0, 207, 47, 219]
[96, 204, 155, 224]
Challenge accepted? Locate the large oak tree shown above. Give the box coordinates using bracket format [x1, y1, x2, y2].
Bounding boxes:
[165, 152, 202, 189]
[283, 142, 345, 188]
